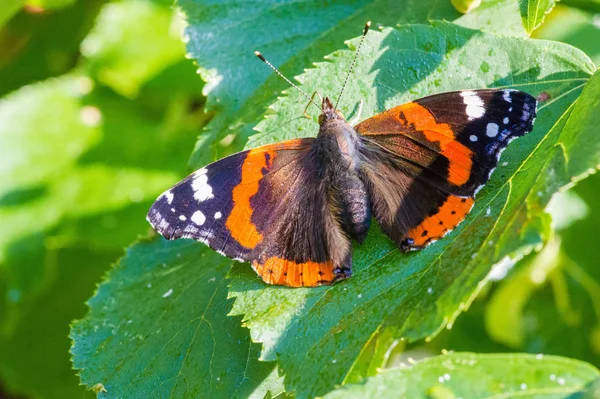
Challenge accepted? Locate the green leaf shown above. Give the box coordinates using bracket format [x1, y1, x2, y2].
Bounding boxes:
[180, 0, 528, 168]
[0, 247, 114, 399]
[70, 238, 284, 398]
[484, 238, 560, 348]
[227, 22, 597, 398]
[26, 0, 76, 10]
[0, 0, 104, 96]
[456, 0, 526, 36]
[342, 327, 400, 385]
[0, 31, 203, 397]
[534, 5, 600, 77]
[81, 0, 185, 97]
[0, 0, 25, 28]
[482, 57, 600, 367]
[322, 353, 600, 399]
[0, 67, 205, 262]
[519, 0, 558, 35]
[451, 0, 483, 14]
[560, 0, 600, 13]
[0, 76, 99, 197]
[485, 172, 600, 368]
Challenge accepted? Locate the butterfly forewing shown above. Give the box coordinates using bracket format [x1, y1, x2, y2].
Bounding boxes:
[147, 138, 352, 287]
[356, 89, 537, 250]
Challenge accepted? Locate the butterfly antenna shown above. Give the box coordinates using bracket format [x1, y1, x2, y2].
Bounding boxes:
[254, 51, 322, 111]
[334, 21, 371, 111]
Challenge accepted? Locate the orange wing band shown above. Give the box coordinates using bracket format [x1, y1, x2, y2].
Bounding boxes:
[225, 148, 275, 249]
[404, 195, 475, 248]
[356, 102, 473, 186]
[252, 257, 337, 287]
[225, 139, 308, 250]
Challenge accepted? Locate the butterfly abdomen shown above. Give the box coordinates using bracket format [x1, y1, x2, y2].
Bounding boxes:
[316, 123, 372, 243]
[332, 168, 371, 243]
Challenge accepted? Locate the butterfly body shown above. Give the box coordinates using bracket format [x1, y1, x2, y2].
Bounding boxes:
[148, 89, 537, 287]
[316, 97, 371, 244]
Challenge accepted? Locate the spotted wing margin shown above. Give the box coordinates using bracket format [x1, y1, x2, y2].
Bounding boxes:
[147, 138, 352, 287]
[355, 89, 537, 250]
[147, 139, 312, 260]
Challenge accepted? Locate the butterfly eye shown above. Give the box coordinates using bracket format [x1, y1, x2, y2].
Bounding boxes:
[318, 114, 326, 124]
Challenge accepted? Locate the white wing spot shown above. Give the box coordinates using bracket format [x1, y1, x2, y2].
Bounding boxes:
[503, 90, 513, 103]
[509, 106, 513, 112]
[486, 123, 499, 137]
[214, 211, 222, 219]
[191, 169, 214, 202]
[171, 208, 175, 213]
[460, 91, 485, 120]
[179, 215, 187, 221]
[164, 191, 174, 204]
[469, 135, 478, 142]
[191, 211, 206, 225]
[503, 117, 509, 124]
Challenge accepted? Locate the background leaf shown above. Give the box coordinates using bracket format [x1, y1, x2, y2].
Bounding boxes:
[456, 0, 526, 36]
[0, 0, 105, 96]
[227, 23, 597, 398]
[561, 0, 600, 12]
[0, 0, 26, 28]
[70, 238, 284, 399]
[0, 73, 197, 398]
[0, 75, 181, 265]
[486, 172, 600, 367]
[519, 0, 558, 35]
[26, 0, 77, 11]
[0, 1, 206, 397]
[80, 0, 185, 97]
[533, 4, 600, 66]
[323, 353, 600, 399]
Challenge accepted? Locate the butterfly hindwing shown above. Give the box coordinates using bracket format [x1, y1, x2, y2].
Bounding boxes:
[356, 89, 537, 250]
[147, 138, 352, 287]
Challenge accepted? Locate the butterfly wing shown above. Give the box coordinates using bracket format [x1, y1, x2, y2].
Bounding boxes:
[355, 89, 537, 250]
[147, 138, 351, 287]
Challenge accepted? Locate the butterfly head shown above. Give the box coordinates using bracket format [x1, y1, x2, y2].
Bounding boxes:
[319, 96, 345, 124]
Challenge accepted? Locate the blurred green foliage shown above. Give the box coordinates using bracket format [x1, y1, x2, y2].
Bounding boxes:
[0, 0, 206, 397]
[1, 0, 599, 398]
[325, 353, 599, 398]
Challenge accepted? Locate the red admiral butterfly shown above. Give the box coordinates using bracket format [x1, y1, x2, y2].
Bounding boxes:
[147, 22, 537, 287]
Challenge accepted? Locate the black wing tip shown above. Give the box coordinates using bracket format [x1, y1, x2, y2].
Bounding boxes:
[146, 200, 184, 241]
[498, 89, 537, 137]
[519, 91, 538, 133]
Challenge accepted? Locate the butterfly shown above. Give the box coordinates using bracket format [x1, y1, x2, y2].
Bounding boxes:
[147, 22, 537, 287]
